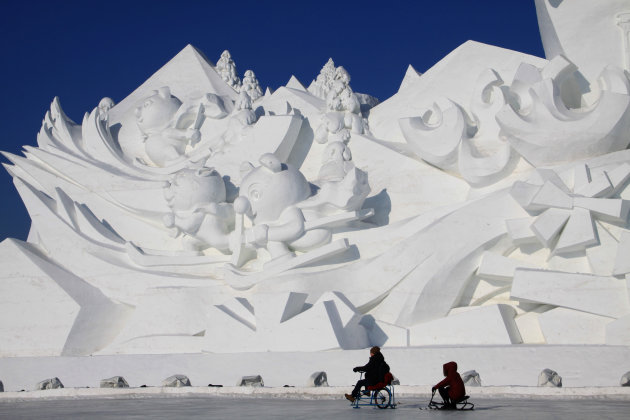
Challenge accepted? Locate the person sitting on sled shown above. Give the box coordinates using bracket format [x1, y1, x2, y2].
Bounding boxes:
[432, 361, 466, 409]
[345, 346, 390, 403]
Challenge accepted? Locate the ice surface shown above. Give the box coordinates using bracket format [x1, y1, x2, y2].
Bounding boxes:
[0, 393, 629, 420]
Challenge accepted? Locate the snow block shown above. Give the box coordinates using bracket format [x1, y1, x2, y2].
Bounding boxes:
[530, 181, 573, 210]
[461, 370, 481, 387]
[477, 251, 535, 281]
[554, 207, 597, 254]
[574, 197, 629, 222]
[613, 231, 630, 275]
[538, 307, 610, 344]
[538, 369, 562, 387]
[605, 315, 630, 345]
[514, 313, 544, 344]
[586, 224, 617, 276]
[530, 208, 570, 247]
[408, 304, 522, 345]
[607, 163, 630, 192]
[35, 377, 64, 390]
[574, 168, 613, 198]
[506, 217, 538, 245]
[162, 374, 191, 387]
[100, 376, 129, 388]
[108, 287, 213, 349]
[374, 321, 408, 347]
[510, 181, 542, 211]
[511, 268, 630, 318]
[238, 375, 264, 387]
[307, 371, 328, 387]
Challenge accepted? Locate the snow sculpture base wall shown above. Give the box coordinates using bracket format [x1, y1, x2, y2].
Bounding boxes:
[0, 346, 628, 391]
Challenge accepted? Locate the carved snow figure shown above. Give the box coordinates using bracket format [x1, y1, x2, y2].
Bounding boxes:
[232, 91, 257, 126]
[134, 87, 201, 167]
[232, 153, 331, 267]
[318, 141, 354, 182]
[223, 91, 257, 145]
[241, 70, 263, 102]
[315, 66, 364, 143]
[98, 97, 115, 121]
[303, 141, 370, 214]
[163, 167, 234, 252]
[216, 49, 241, 91]
[326, 67, 361, 114]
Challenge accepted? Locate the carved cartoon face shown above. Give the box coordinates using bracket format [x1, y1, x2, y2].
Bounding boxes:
[135, 88, 182, 134]
[164, 168, 226, 212]
[239, 154, 310, 223]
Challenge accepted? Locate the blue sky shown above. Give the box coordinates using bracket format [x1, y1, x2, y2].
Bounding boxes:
[0, 0, 545, 241]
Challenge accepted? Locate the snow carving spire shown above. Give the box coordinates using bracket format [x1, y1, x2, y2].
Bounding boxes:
[308, 58, 337, 99]
[216, 49, 242, 91]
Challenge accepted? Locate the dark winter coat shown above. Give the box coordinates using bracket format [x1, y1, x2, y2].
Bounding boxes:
[354, 352, 390, 385]
[434, 361, 466, 402]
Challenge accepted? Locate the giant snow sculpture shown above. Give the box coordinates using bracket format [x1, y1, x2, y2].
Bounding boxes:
[1, 2, 630, 358]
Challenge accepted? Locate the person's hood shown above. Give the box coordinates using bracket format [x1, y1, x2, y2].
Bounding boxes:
[371, 352, 385, 363]
[443, 361, 457, 376]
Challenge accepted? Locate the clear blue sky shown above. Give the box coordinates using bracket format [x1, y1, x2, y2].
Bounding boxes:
[0, 0, 545, 242]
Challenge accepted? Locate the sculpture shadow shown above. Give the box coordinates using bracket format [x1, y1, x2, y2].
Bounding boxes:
[363, 189, 391, 226]
[286, 114, 314, 169]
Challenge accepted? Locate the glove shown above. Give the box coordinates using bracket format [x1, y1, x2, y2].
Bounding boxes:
[353, 367, 359, 372]
[431, 386, 436, 392]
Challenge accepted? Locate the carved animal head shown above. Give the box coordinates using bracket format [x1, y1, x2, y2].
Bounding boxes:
[238, 153, 310, 223]
[135, 87, 182, 133]
[163, 167, 226, 212]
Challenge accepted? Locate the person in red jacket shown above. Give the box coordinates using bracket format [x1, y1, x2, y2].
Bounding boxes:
[432, 361, 466, 409]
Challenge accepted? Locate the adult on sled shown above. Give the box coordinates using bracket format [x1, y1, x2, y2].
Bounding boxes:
[345, 346, 390, 403]
[432, 361, 466, 409]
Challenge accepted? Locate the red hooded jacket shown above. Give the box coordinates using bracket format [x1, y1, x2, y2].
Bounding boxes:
[434, 361, 466, 402]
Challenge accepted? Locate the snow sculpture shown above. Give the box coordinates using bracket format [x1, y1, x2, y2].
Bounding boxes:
[162, 167, 234, 252]
[2, 3, 630, 362]
[98, 97, 115, 121]
[232, 91, 257, 127]
[241, 69, 263, 102]
[496, 57, 630, 167]
[314, 63, 366, 144]
[238, 375, 263, 387]
[400, 69, 515, 187]
[461, 370, 481, 387]
[134, 87, 201, 167]
[35, 377, 64, 390]
[535, 0, 630, 102]
[100, 376, 129, 388]
[308, 371, 328, 387]
[216, 49, 241, 91]
[538, 369, 562, 387]
[162, 374, 191, 387]
[303, 141, 370, 214]
[308, 58, 336, 99]
[231, 153, 331, 267]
